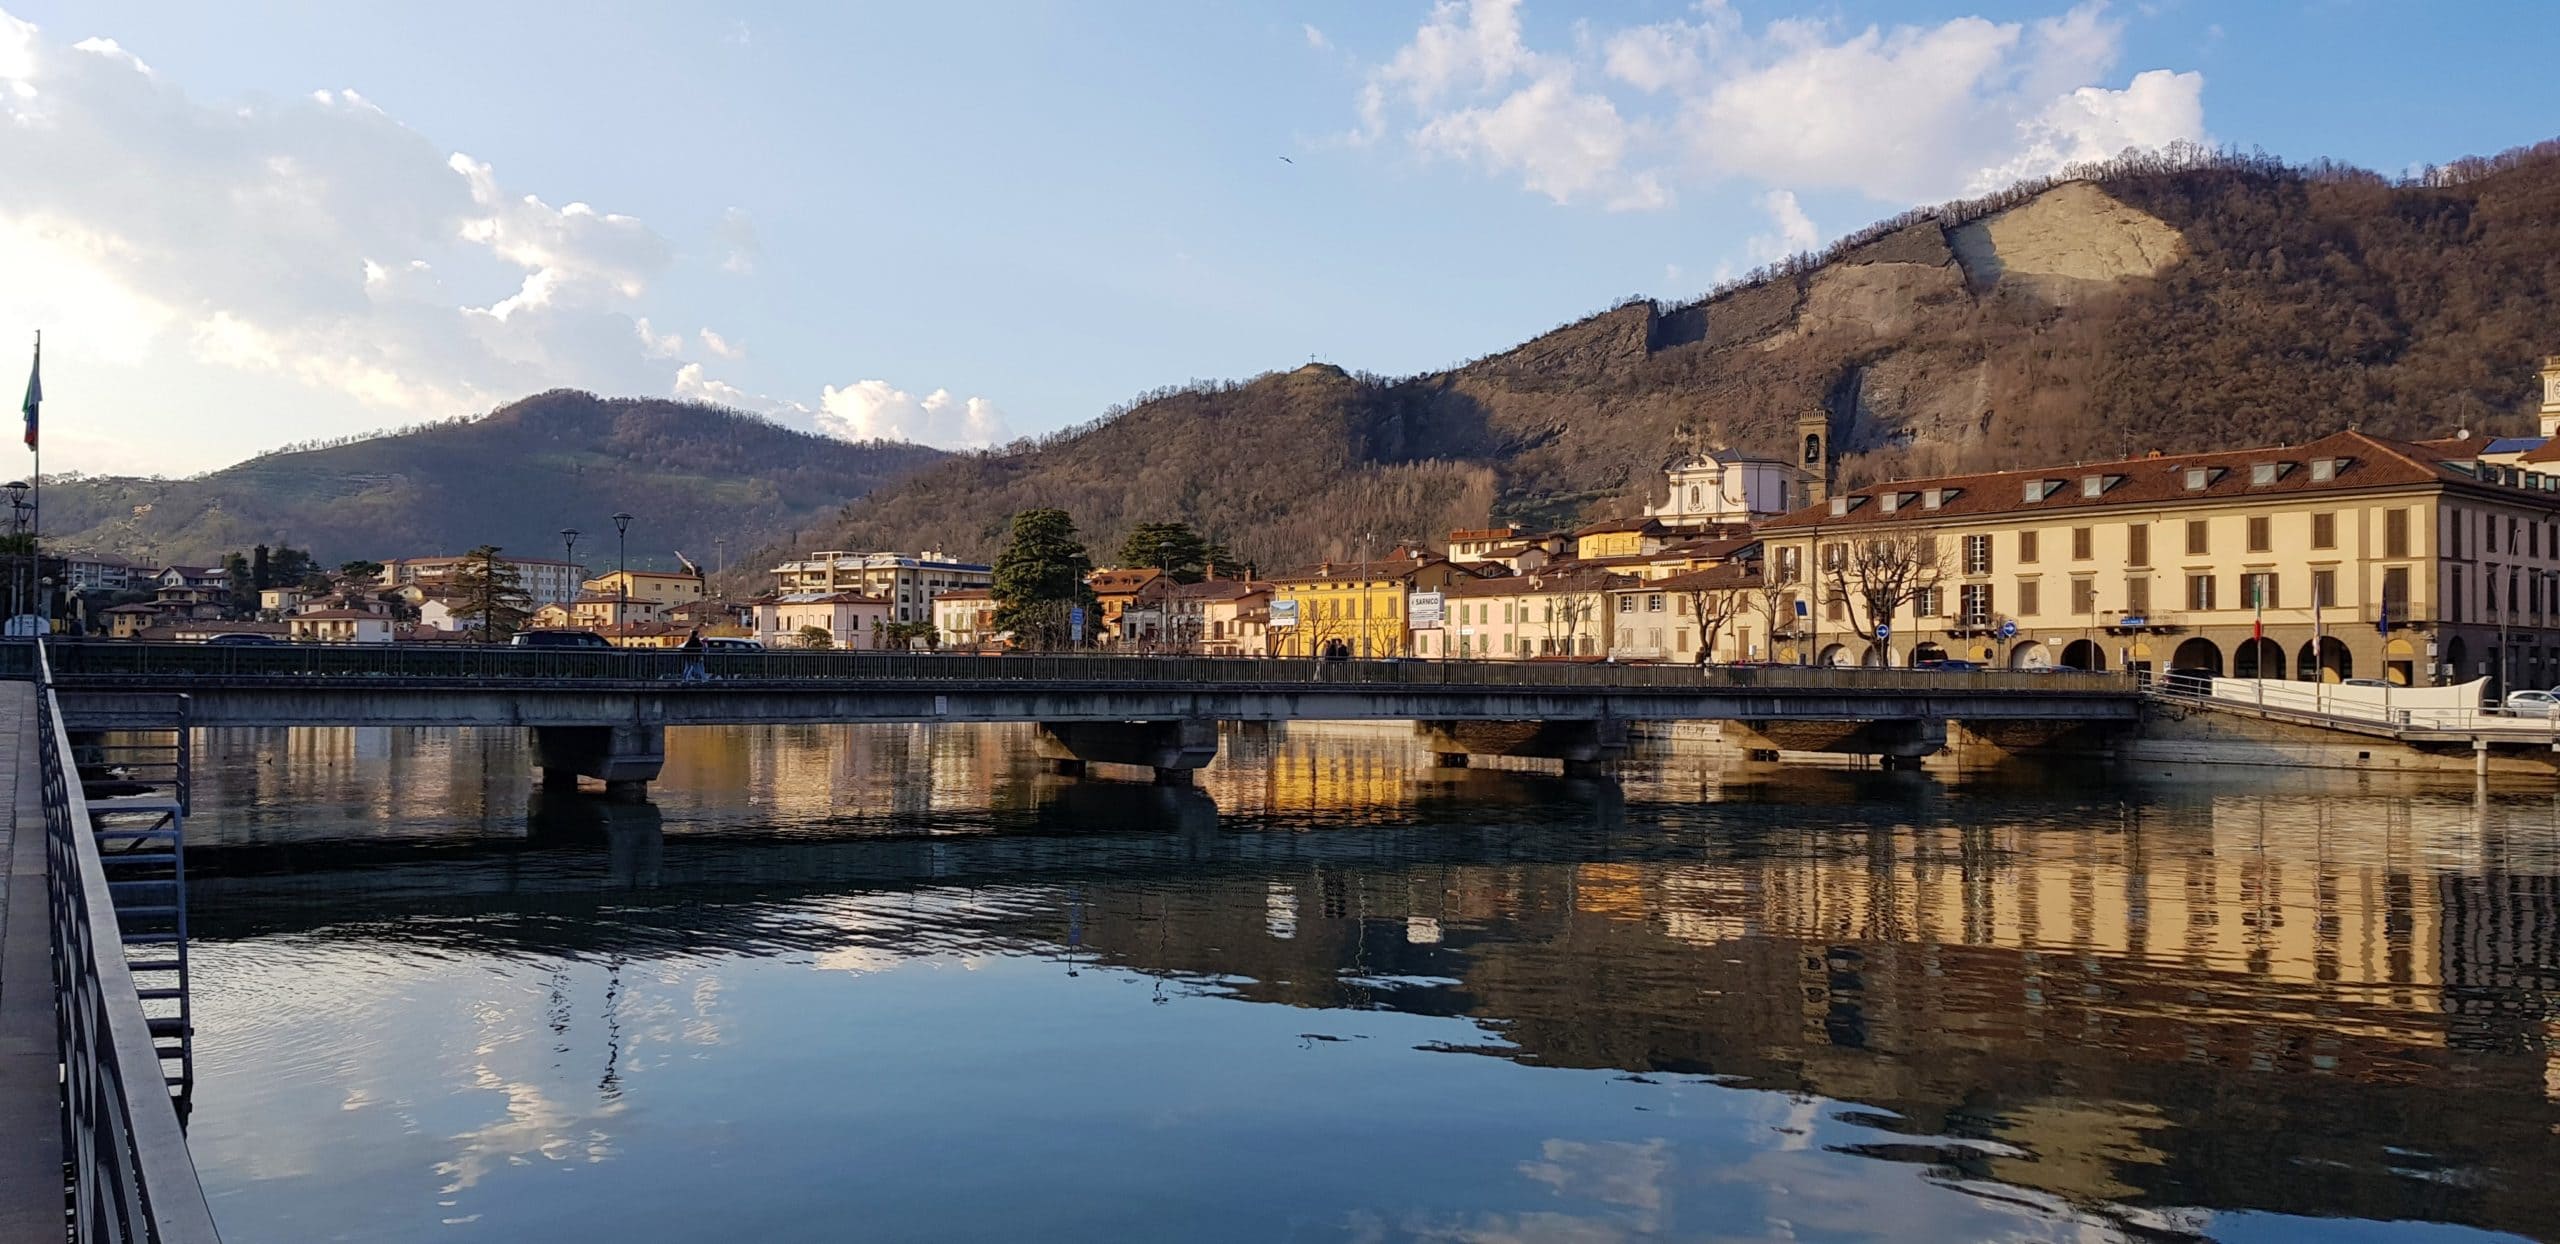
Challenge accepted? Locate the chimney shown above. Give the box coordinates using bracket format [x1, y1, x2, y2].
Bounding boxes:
[2542, 355, 2560, 439]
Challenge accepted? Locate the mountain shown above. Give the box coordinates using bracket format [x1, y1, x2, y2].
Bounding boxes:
[780, 138, 2560, 573]
[45, 391, 946, 571]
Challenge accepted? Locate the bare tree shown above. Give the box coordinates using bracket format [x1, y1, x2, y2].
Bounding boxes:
[1678, 571, 1751, 664]
[1539, 584, 1603, 657]
[1754, 570, 1799, 662]
[1822, 533, 1946, 658]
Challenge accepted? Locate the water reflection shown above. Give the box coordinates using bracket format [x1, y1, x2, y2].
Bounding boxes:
[179, 723, 2560, 1242]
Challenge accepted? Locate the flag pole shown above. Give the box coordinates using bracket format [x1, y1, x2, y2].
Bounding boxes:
[22, 330, 34, 636]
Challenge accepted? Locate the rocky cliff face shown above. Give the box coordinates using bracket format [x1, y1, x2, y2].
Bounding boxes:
[797, 141, 2560, 567]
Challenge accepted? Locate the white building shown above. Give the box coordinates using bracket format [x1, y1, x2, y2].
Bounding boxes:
[755, 592, 894, 648]
[379, 555, 587, 606]
[1643, 449, 1815, 528]
[769, 551, 993, 624]
[287, 609, 395, 644]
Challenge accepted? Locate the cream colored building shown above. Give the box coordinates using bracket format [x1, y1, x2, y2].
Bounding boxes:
[1161, 579, 1273, 656]
[932, 588, 999, 650]
[755, 592, 894, 649]
[1428, 568, 1628, 660]
[1757, 427, 2560, 689]
[769, 551, 993, 624]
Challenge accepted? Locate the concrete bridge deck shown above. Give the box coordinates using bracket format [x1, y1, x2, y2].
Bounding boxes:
[41, 642, 2143, 789]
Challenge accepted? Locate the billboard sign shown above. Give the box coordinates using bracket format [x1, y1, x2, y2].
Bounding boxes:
[1408, 591, 1445, 628]
[1269, 599, 1299, 628]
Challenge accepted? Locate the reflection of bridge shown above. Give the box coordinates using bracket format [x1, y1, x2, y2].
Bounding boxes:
[47, 643, 2139, 795]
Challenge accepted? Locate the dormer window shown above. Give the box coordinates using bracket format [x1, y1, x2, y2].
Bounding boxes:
[1922, 488, 1943, 510]
[2082, 475, 2102, 497]
[2022, 479, 2062, 503]
[1880, 493, 1899, 513]
[1829, 496, 1850, 517]
[2309, 457, 2337, 482]
[2184, 467, 2208, 490]
[2249, 462, 2293, 486]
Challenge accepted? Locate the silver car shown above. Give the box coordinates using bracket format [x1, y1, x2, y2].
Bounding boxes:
[2503, 689, 2558, 717]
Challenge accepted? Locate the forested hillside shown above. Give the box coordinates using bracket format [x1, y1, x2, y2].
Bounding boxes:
[781, 138, 2560, 572]
[46, 391, 945, 568]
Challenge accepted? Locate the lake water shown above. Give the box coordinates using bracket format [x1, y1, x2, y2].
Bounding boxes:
[175, 723, 2560, 1242]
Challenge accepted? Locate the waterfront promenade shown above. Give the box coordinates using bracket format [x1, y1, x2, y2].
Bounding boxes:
[0, 682, 63, 1240]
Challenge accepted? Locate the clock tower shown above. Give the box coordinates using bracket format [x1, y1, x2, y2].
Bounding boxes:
[2542, 356, 2560, 439]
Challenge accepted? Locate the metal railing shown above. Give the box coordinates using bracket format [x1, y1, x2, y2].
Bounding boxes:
[39, 642, 220, 1243]
[39, 641, 2136, 697]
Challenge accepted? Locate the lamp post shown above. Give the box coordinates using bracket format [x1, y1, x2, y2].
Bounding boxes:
[611, 513, 633, 632]
[1, 480, 25, 626]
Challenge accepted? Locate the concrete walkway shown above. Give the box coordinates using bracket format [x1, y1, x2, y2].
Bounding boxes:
[0, 682, 64, 1241]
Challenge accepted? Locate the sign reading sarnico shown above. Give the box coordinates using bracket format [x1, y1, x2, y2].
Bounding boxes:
[1408, 592, 1444, 629]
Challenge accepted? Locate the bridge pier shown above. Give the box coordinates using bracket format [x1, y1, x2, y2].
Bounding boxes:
[1415, 718, 1628, 777]
[530, 723, 666, 801]
[1035, 719, 1219, 785]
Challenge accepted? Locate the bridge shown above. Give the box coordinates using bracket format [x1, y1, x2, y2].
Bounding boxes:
[42, 642, 2141, 792]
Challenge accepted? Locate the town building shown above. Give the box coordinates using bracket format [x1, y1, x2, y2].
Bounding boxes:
[1756, 425, 2560, 690]
[150, 566, 228, 619]
[380, 555, 586, 606]
[593, 620, 690, 649]
[287, 609, 396, 644]
[1569, 518, 1672, 562]
[1429, 567, 1630, 660]
[102, 602, 159, 639]
[1642, 427, 1827, 528]
[755, 592, 895, 649]
[257, 586, 309, 615]
[1604, 563, 1769, 663]
[583, 569, 705, 619]
[768, 551, 993, 624]
[664, 599, 754, 636]
[1086, 569, 1168, 644]
[61, 552, 143, 594]
[1162, 579, 1274, 656]
[1268, 552, 1480, 659]
[932, 588, 999, 650]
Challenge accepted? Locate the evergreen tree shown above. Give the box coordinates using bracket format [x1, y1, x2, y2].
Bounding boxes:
[251, 544, 272, 591]
[223, 553, 252, 613]
[1117, 521, 1211, 583]
[451, 545, 533, 639]
[993, 508, 1096, 648]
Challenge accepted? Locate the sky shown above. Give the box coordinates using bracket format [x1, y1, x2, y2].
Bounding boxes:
[1, 1, 2555, 478]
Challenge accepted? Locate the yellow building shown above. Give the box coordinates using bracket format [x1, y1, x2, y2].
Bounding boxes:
[1757, 427, 2560, 688]
[1268, 553, 1474, 658]
[1571, 517, 1670, 561]
[583, 569, 704, 611]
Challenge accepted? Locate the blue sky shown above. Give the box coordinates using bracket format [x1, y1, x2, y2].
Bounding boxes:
[1, 1, 2555, 476]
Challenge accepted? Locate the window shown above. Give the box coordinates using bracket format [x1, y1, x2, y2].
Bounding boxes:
[1913, 586, 1941, 617]
[2449, 507, 2464, 558]
[2186, 520, 2209, 556]
[2250, 462, 2279, 485]
[2241, 572, 2279, 609]
[1958, 583, 1993, 624]
[1777, 547, 1801, 583]
[2072, 527, 2093, 560]
[1676, 630, 1690, 653]
[1617, 596, 1635, 614]
[2382, 566, 2410, 619]
[2183, 466, 2209, 490]
[1504, 634, 1516, 654]
[2311, 511, 2336, 549]
[2125, 578, 2150, 615]
[1826, 594, 1846, 622]
[1646, 593, 1664, 612]
[1822, 541, 1846, 570]
[2510, 517, 2521, 554]
[2536, 522, 2544, 559]
[2488, 518, 2500, 553]
[2187, 574, 2217, 610]
[2070, 578, 2096, 614]
[2385, 508, 2410, 559]
[2018, 530, 2039, 563]
[2126, 525, 2149, 567]
[2312, 569, 2336, 608]
[2451, 565, 2465, 623]
[2017, 578, 2040, 617]
[2246, 516, 2271, 553]
[1964, 534, 1992, 575]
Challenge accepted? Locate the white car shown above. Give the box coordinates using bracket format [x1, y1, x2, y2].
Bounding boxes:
[2503, 689, 2558, 717]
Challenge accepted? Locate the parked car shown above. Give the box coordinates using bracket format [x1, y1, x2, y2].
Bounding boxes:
[2502, 689, 2558, 717]
[2340, 678, 2389, 688]
[203, 632, 281, 646]
[511, 629, 612, 650]
[697, 637, 762, 652]
[1912, 658, 1986, 672]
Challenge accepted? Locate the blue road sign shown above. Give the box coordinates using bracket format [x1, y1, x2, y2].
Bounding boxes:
[1874, 623, 1891, 641]
[1997, 619, 2018, 639]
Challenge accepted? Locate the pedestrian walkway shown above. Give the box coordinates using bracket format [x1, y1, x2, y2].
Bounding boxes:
[0, 681, 65, 1240]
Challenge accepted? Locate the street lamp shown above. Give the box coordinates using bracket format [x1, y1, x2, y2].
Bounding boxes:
[611, 512, 634, 631]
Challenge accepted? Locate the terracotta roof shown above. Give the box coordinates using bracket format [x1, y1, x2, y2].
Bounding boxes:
[1164, 579, 1270, 602]
[1640, 564, 1762, 593]
[1447, 527, 1520, 542]
[1660, 536, 1762, 561]
[1757, 429, 2548, 533]
[1572, 517, 1665, 537]
[1443, 568, 1634, 598]
[772, 591, 891, 605]
[292, 609, 390, 621]
[1267, 556, 1453, 585]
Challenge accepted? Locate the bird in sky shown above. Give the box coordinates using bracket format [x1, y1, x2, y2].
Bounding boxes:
[1278, 156, 1293, 164]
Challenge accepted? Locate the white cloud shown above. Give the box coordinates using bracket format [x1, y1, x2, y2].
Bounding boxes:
[816, 379, 1007, 448]
[0, 5, 758, 471]
[714, 206, 758, 275]
[698, 327, 744, 360]
[1303, 23, 1329, 51]
[1355, 0, 2207, 210]
[1747, 189, 1817, 261]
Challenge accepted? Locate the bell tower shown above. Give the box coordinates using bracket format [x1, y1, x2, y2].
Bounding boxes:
[2540, 355, 2560, 439]
[1794, 410, 1833, 506]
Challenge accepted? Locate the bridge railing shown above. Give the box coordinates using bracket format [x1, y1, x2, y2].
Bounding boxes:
[41, 641, 2133, 695]
[38, 643, 222, 1241]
